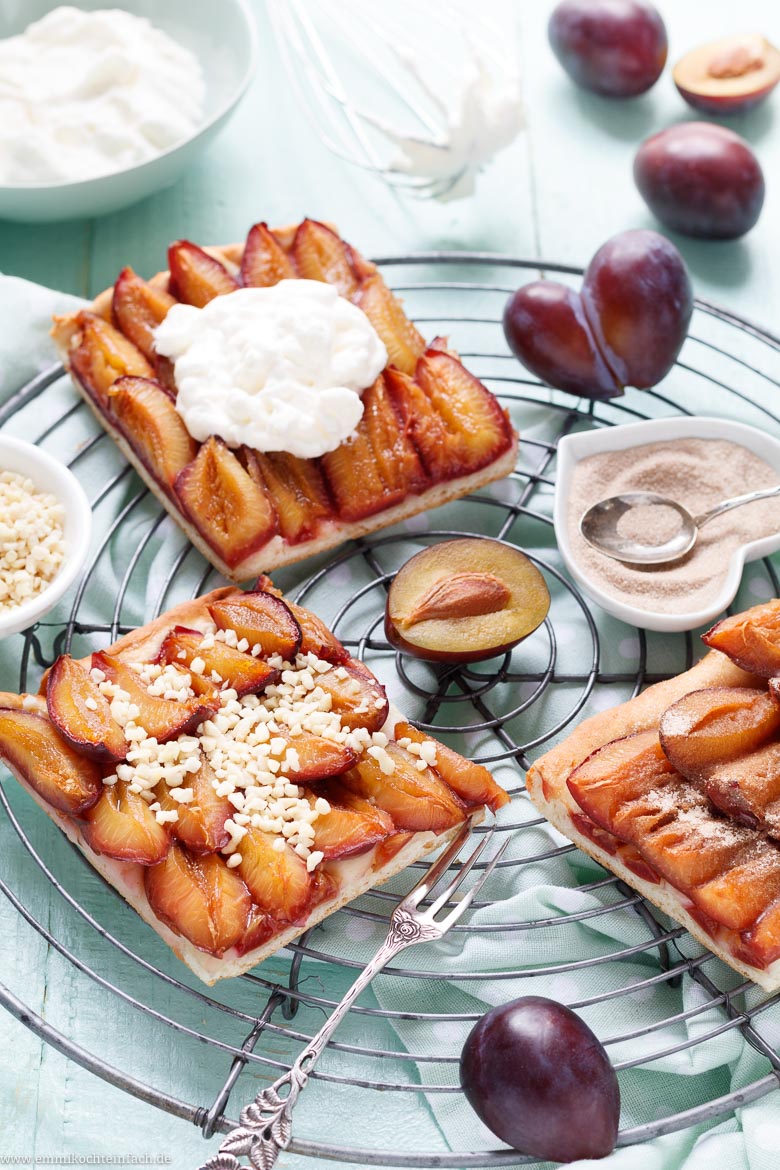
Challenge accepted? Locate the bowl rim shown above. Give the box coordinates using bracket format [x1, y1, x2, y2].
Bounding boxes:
[0, 0, 258, 192]
[553, 415, 780, 633]
[0, 435, 92, 637]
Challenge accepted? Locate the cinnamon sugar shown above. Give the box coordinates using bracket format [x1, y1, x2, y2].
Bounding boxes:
[567, 438, 780, 615]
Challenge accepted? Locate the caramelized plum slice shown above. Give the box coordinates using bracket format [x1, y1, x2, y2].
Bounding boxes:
[112, 267, 176, 360]
[356, 275, 425, 375]
[157, 756, 232, 854]
[691, 844, 780, 931]
[238, 829, 313, 922]
[309, 786, 393, 859]
[659, 686, 780, 779]
[639, 803, 753, 891]
[250, 450, 332, 544]
[46, 654, 126, 763]
[167, 241, 239, 307]
[240, 223, 296, 287]
[315, 661, 389, 731]
[69, 312, 152, 405]
[673, 34, 780, 115]
[92, 651, 213, 741]
[159, 627, 279, 698]
[705, 743, 780, 833]
[234, 906, 280, 957]
[394, 721, 509, 812]
[0, 707, 102, 816]
[286, 601, 349, 664]
[82, 780, 170, 864]
[703, 601, 780, 676]
[145, 845, 252, 956]
[175, 437, 278, 570]
[741, 897, 780, 969]
[567, 730, 679, 834]
[342, 744, 467, 832]
[292, 219, 361, 298]
[208, 591, 302, 661]
[321, 419, 405, 523]
[386, 539, 550, 665]
[415, 349, 514, 477]
[108, 376, 197, 488]
[277, 732, 356, 783]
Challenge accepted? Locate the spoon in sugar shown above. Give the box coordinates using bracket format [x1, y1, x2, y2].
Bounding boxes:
[580, 485, 780, 565]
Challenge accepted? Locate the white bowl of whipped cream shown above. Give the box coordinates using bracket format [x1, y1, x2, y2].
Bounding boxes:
[0, 1, 257, 222]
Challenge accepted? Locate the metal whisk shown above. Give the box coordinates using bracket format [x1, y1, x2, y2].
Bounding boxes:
[267, 0, 523, 200]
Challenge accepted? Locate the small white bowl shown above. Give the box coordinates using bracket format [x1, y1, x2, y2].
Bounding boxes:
[554, 416, 780, 634]
[0, 437, 92, 639]
[0, 0, 257, 223]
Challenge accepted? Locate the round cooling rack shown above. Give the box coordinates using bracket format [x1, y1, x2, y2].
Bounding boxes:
[2, 252, 780, 1167]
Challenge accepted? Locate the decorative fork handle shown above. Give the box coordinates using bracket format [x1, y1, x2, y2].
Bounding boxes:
[200, 908, 441, 1170]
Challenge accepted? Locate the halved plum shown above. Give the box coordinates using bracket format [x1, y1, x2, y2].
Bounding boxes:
[315, 661, 389, 731]
[157, 756, 232, 854]
[394, 721, 509, 812]
[158, 627, 279, 698]
[208, 591, 302, 661]
[175, 437, 278, 570]
[238, 829, 313, 922]
[309, 786, 393, 859]
[673, 34, 780, 115]
[46, 654, 126, 763]
[82, 780, 171, 865]
[704, 742, 780, 832]
[659, 686, 780, 780]
[69, 312, 153, 406]
[92, 651, 214, 741]
[167, 241, 239, 307]
[275, 732, 357, 783]
[145, 844, 252, 956]
[341, 744, 467, 832]
[703, 601, 780, 677]
[250, 450, 332, 545]
[240, 222, 296, 287]
[356, 274, 426, 375]
[108, 376, 197, 489]
[691, 845, 780, 931]
[567, 730, 680, 834]
[0, 707, 103, 816]
[292, 219, 361, 298]
[112, 267, 176, 361]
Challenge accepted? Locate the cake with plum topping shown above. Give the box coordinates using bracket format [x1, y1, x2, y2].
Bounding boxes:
[0, 579, 508, 983]
[51, 220, 517, 582]
[527, 598, 780, 992]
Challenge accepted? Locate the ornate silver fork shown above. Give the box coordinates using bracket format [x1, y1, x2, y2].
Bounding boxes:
[200, 815, 509, 1170]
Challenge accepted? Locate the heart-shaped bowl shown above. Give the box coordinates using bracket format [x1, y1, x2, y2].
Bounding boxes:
[554, 416, 780, 633]
[0, 436, 92, 640]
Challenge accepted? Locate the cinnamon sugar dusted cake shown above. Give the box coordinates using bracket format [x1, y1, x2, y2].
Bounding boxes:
[527, 598, 780, 992]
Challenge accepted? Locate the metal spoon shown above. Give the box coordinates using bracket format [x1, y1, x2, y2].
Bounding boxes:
[580, 485, 780, 566]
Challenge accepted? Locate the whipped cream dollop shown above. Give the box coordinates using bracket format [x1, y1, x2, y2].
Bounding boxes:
[0, 7, 205, 185]
[154, 281, 388, 460]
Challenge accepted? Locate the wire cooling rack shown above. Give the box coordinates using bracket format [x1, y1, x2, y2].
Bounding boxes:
[2, 252, 780, 1167]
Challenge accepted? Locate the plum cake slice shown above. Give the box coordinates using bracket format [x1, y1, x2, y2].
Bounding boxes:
[0, 579, 508, 984]
[51, 220, 518, 582]
[527, 598, 780, 992]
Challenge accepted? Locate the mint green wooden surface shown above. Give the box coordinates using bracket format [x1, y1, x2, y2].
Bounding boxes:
[1, 1, 780, 1167]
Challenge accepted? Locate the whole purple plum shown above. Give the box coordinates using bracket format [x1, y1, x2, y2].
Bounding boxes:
[634, 122, 765, 239]
[503, 229, 693, 399]
[549, 0, 667, 98]
[460, 996, 620, 1162]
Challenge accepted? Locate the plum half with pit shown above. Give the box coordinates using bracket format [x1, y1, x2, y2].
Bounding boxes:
[460, 996, 620, 1162]
[634, 123, 765, 240]
[503, 229, 692, 399]
[385, 539, 550, 664]
[674, 34, 780, 115]
[548, 0, 667, 98]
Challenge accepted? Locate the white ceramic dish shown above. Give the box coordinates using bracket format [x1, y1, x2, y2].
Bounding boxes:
[554, 416, 780, 634]
[0, 0, 257, 223]
[0, 437, 92, 639]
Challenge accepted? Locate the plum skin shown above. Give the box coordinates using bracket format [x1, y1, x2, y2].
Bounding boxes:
[548, 0, 667, 98]
[502, 229, 692, 398]
[459, 996, 620, 1162]
[634, 123, 765, 240]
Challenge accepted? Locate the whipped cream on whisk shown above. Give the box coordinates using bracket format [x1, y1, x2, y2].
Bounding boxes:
[372, 50, 523, 200]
